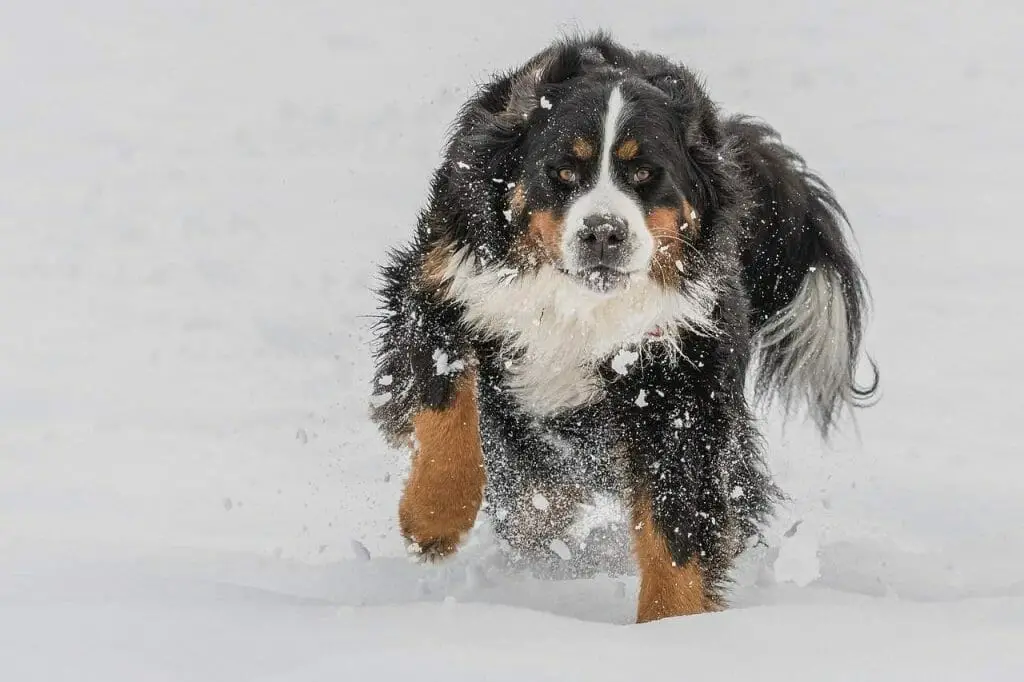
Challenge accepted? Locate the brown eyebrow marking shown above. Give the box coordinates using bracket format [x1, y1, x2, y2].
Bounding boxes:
[615, 138, 640, 160]
[572, 137, 594, 160]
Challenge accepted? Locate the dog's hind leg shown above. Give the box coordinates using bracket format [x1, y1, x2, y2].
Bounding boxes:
[399, 371, 486, 560]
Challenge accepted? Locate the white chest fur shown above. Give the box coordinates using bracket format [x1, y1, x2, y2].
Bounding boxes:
[443, 253, 718, 415]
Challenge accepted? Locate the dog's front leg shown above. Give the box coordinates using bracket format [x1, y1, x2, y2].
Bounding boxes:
[614, 360, 757, 622]
[399, 370, 485, 560]
[629, 487, 716, 622]
[371, 246, 484, 561]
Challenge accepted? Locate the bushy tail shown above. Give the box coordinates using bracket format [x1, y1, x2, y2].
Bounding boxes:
[726, 116, 878, 436]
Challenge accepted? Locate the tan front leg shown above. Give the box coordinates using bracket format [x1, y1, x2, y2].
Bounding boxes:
[631, 492, 717, 623]
[399, 372, 485, 560]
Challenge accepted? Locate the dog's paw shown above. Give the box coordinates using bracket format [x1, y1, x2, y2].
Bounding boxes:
[404, 535, 461, 562]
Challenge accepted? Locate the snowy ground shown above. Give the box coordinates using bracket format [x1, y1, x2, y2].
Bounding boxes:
[2, 1, 1023, 679]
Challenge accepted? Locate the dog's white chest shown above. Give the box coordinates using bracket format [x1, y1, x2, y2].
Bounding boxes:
[444, 255, 719, 416]
[502, 336, 607, 416]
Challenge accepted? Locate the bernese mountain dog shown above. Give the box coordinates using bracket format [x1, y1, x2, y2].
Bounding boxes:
[370, 34, 877, 623]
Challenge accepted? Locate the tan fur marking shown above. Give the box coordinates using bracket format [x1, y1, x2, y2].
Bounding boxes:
[521, 209, 564, 264]
[646, 207, 683, 287]
[509, 183, 527, 215]
[421, 243, 455, 289]
[399, 372, 485, 560]
[615, 138, 640, 160]
[681, 199, 701, 236]
[572, 137, 595, 160]
[632, 492, 715, 622]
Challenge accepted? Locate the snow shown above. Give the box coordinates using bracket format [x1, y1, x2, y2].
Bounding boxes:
[549, 539, 573, 561]
[432, 348, 465, 376]
[611, 347, 639, 375]
[773, 520, 823, 587]
[1, 0, 1023, 680]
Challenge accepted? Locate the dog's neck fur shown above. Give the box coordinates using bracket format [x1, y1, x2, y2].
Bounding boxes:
[443, 250, 718, 415]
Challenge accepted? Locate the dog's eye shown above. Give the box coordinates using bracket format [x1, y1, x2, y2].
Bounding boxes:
[632, 168, 653, 184]
[555, 167, 578, 185]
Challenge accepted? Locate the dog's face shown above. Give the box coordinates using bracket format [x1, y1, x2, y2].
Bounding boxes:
[504, 79, 703, 295]
[433, 50, 731, 413]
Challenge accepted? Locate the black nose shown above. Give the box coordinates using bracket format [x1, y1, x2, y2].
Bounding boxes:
[577, 214, 630, 267]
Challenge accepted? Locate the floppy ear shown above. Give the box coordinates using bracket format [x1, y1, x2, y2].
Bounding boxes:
[452, 47, 566, 161]
[437, 42, 599, 257]
[645, 72, 718, 141]
[500, 50, 561, 122]
[447, 46, 585, 204]
[499, 40, 616, 122]
[436, 48, 571, 257]
[646, 72, 742, 219]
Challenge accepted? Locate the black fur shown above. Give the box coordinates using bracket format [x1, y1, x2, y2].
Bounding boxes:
[370, 34, 876, 601]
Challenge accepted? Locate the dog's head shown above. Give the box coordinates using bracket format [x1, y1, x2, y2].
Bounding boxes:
[441, 37, 738, 297]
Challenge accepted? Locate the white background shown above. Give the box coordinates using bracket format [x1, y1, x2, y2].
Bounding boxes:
[1, 1, 1022, 679]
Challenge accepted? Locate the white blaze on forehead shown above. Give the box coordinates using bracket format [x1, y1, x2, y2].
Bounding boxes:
[598, 86, 627, 184]
[561, 85, 653, 274]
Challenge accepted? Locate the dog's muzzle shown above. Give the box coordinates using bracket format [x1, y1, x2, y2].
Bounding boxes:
[567, 212, 637, 292]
